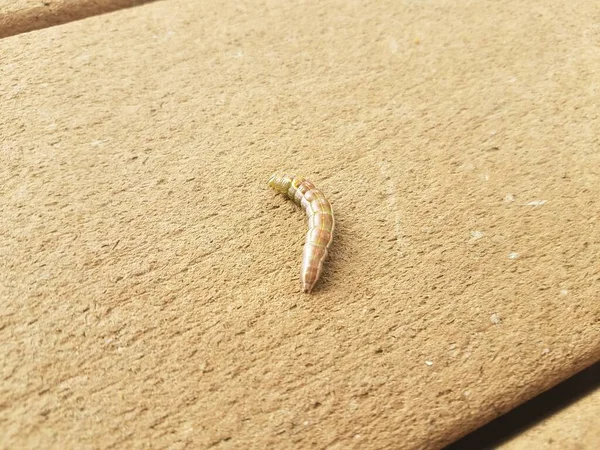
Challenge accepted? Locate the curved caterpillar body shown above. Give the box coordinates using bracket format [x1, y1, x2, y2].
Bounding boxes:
[268, 173, 334, 293]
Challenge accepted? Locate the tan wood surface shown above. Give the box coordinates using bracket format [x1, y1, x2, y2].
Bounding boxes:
[1, 1, 599, 448]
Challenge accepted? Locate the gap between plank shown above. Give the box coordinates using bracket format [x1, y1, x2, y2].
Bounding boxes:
[0, 0, 158, 39]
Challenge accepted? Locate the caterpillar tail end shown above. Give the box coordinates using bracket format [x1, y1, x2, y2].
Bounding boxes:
[302, 278, 318, 294]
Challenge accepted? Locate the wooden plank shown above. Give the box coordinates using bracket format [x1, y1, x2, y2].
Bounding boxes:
[1, 1, 599, 448]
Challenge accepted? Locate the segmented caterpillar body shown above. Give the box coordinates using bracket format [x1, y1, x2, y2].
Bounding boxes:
[268, 173, 334, 293]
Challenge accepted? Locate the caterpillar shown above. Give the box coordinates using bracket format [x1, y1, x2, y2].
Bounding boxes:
[268, 173, 335, 293]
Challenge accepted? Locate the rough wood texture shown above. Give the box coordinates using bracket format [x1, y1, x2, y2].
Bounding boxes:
[0, 0, 154, 38]
[1, 0, 599, 448]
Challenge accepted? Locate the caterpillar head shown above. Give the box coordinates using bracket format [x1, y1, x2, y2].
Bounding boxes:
[268, 173, 294, 194]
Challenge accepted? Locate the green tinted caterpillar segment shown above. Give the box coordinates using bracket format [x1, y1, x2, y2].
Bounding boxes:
[268, 173, 335, 293]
